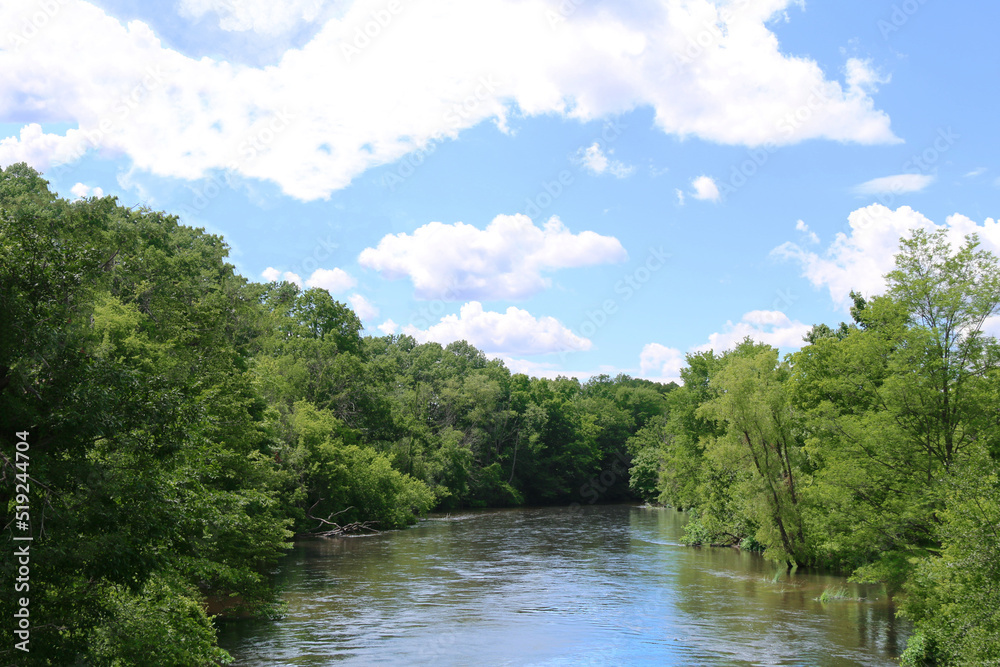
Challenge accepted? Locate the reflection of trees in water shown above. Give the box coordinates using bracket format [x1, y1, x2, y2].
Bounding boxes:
[219, 505, 908, 665]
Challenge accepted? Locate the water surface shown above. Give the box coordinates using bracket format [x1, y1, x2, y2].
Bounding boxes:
[218, 504, 907, 665]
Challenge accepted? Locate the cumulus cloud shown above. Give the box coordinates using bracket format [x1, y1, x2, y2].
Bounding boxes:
[498, 356, 560, 377]
[639, 310, 810, 385]
[305, 267, 356, 292]
[261, 266, 303, 285]
[639, 343, 685, 384]
[347, 293, 379, 320]
[496, 355, 599, 381]
[576, 142, 634, 178]
[377, 319, 399, 335]
[70, 182, 103, 199]
[690, 175, 721, 202]
[0, 124, 90, 172]
[773, 204, 1000, 311]
[178, 0, 331, 34]
[692, 310, 812, 353]
[402, 301, 591, 355]
[0, 0, 897, 200]
[844, 57, 890, 94]
[853, 174, 935, 195]
[795, 219, 819, 244]
[262, 266, 357, 292]
[359, 214, 627, 300]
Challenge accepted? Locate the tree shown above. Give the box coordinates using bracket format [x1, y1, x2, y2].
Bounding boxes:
[898, 450, 1000, 666]
[698, 340, 808, 565]
[793, 228, 1000, 585]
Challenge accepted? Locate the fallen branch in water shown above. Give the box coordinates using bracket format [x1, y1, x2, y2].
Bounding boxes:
[301, 501, 380, 536]
[308, 520, 380, 537]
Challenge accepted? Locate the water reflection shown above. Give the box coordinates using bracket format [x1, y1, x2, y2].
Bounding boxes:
[218, 505, 908, 665]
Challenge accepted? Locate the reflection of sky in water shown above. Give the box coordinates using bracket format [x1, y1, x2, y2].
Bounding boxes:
[218, 505, 908, 666]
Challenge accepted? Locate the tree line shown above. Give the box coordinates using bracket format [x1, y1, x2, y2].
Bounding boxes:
[626, 228, 1000, 665]
[0, 164, 670, 664]
[1, 163, 997, 664]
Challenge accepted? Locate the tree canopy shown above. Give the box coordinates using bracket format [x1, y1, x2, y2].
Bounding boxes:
[2, 164, 997, 664]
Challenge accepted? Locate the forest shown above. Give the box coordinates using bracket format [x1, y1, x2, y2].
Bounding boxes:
[1, 162, 998, 665]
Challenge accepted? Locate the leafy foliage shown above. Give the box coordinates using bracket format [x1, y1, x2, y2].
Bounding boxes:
[7, 164, 997, 664]
[623, 227, 1000, 663]
[0, 165, 675, 663]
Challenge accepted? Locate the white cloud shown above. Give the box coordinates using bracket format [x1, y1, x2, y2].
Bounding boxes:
[402, 301, 591, 355]
[261, 266, 303, 285]
[0, 123, 90, 172]
[844, 57, 890, 94]
[853, 174, 935, 195]
[262, 266, 361, 293]
[691, 175, 721, 202]
[773, 204, 1000, 310]
[0, 0, 898, 200]
[70, 182, 103, 199]
[497, 356, 559, 377]
[305, 267, 356, 292]
[965, 167, 987, 178]
[675, 188, 685, 206]
[639, 310, 810, 384]
[496, 355, 598, 381]
[983, 315, 1000, 339]
[359, 214, 627, 300]
[178, 0, 331, 34]
[795, 219, 819, 244]
[377, 319, 399, 335]
[576, 142, 634, 178]
[347, 293, 379, 320]
[639, 343, 684, 384]
[693, 310, 812, 353]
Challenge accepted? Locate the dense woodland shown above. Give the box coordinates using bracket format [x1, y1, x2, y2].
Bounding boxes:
[1, 163, 997, 664]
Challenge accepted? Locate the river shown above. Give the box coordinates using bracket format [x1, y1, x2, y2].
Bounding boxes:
[217, 504, 909, 665]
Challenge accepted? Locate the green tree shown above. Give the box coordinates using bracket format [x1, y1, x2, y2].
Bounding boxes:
[698, 341, 808, 565]
[793, 229, 1000, 585]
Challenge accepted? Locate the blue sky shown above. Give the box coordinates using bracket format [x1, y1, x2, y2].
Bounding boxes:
[3, 0, 999, 382]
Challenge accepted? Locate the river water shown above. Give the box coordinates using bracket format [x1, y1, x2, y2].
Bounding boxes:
[217, 504, 908, 665]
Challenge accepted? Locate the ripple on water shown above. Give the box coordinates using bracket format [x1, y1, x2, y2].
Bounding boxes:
[217, 505, 908, 666]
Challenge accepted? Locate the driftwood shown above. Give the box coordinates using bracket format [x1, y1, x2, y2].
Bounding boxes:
[300, 501, 381, 537]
